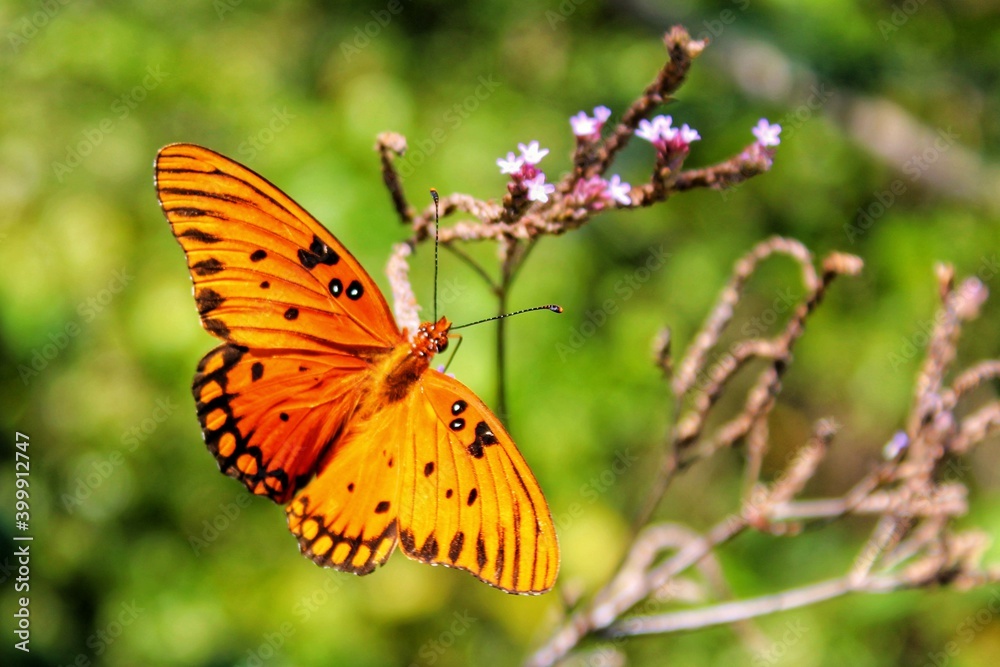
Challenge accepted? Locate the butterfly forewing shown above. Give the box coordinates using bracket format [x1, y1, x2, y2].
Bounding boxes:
[156, 143, 401, 352]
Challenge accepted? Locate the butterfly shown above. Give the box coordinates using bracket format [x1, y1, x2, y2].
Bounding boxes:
[155, 143, 558, 594]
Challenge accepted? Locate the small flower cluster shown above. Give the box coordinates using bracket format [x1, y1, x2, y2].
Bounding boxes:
[635, 114, 701, 157]
[570, 105, 612, 142]
[498, 105, 634, 210]
[568, 174, 631, 209]
[743, 118, 782, 169]
[497, 106, 781, 215]
[497, 141, 556, 203]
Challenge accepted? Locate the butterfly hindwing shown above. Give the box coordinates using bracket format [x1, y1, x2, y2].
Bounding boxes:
[193, 343, 369, 503]
[285, 398, 409, 575]
[156, 143, 401, 353]
[397, 370, 559, 594]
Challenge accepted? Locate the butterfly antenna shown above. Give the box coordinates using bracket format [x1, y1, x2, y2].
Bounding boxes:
[431, 188, 440, 322]
[452, 304, 563, 331]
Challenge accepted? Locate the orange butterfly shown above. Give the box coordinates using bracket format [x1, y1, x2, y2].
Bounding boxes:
[155, 144, 558, 594]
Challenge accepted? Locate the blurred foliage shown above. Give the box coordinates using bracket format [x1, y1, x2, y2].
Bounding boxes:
[1, 0, 999, 665]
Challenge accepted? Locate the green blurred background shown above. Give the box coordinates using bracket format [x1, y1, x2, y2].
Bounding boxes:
[2, 0, 1000, 665]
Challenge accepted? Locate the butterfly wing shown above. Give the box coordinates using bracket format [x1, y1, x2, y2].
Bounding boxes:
[397, 370, 559, 594]
[156, 143, 401, 352]
[285, 398, 409, 574]
[284, 370, 559, 592]
[157, 143, 398, 502]
[193, 343, 371, 503]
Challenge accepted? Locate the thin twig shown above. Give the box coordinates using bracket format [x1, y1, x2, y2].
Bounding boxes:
[610, 576, 858, 637]
[376, 132, 414, 224]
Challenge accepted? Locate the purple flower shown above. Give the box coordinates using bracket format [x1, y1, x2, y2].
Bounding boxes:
[518, 140, 549, 165]
[573, 175, 603, 194]
[882, 431, 909, 459]
[499, 141, 555, 205]
[524, 173, 555, 203]
[568, 174, 631, 210]
[635, 115, 673, 143]
[497, 151, 524, 175]
[752, 118, 782, 147]
[570, 175, 607, 207]
[637, 115, 701, 156]
[605, 175, 631, 206]
[570, 105, 613, 138]
[570, 112, 598, 137]
[677, 123, 700, 144]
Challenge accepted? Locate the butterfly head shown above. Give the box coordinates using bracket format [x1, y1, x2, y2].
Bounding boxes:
[411, 316, 452, 358]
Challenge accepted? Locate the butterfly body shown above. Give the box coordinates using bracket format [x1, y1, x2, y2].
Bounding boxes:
[157, 144, 558, 594]
[369, 316, 451, 408]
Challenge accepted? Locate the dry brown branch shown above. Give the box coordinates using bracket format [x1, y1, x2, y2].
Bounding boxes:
[375, 132, 414, 225]
[575, 26, 705, 184]
[376, 27, 773, 254]
[525, 252, 998, 666]
[673, 237, 817, 398]
[370, 25, 999, 667]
